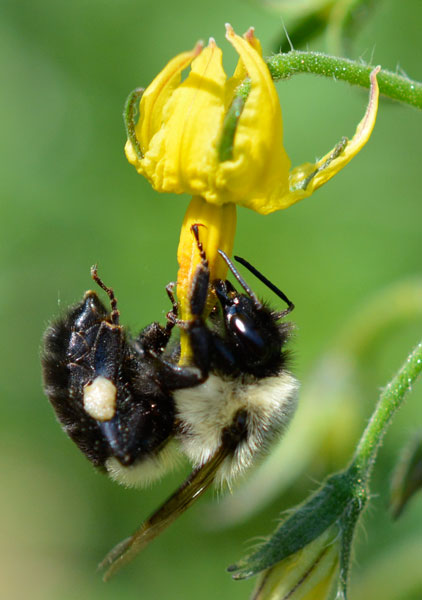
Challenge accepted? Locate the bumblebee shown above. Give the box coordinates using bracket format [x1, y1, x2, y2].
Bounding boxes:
[42, 267, 201, 487]
[100, 230, 298, 579]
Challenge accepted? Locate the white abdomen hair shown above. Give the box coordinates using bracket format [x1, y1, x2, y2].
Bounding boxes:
[104, 440, 181, 488]
[174, 372, 299, 487]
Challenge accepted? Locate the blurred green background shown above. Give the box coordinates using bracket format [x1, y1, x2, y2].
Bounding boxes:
[1, 0, 421, 598]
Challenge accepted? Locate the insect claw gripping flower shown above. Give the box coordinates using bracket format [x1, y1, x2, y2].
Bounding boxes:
[125, 24, 380, 348]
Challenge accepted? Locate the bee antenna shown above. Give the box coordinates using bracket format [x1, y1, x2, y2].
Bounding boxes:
[217, 250, 261, 308]
[90, 265, 120, 325]
[233, 255, 294, 317]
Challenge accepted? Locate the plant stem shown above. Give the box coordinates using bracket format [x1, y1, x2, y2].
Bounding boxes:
[266, 51, 422, 110]
[352, 341, 422, 478]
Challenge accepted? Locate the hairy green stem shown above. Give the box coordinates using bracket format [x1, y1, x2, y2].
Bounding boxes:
[266, 51, 422, 110]
[352, 341, 422, 478]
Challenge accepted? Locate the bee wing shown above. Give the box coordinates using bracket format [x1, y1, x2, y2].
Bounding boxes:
[99, 446, 229, 581]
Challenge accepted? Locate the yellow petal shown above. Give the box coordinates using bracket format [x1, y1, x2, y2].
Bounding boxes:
[308, 66, 380, 190]
[225, 26, 263, 102]
[141, 40, 227, 197]
[214, 25, 291, 212]
[139, 44, 203, 152]
[243, 26, 263, 54]
[125, 45, 202, 169]
[275, 66, 381, 213]
[177, 196, 237, 364]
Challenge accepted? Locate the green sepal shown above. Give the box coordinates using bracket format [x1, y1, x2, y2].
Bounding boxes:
[217, 81, 250, 163]
[123, 87, 144, 161]
[228, 470, 353, 580]
[218, 95, 246, 162]
[337, 491, 367, 600]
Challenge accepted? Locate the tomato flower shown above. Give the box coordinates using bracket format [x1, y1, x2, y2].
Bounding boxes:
[125, 24, 378, 215]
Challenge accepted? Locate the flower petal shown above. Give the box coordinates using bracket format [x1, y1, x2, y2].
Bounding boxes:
[141, 40, 227, 196]
[280, 66, 381, 212]
[214, 25, 291, 213]
[125, 45, 202, 169]
[225, 26, 263, 102]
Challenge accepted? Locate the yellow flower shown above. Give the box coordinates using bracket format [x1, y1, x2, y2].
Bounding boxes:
[125, 25, 379, 358]
[125, 24, 379, 216]
[252, 527, 339, 600]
